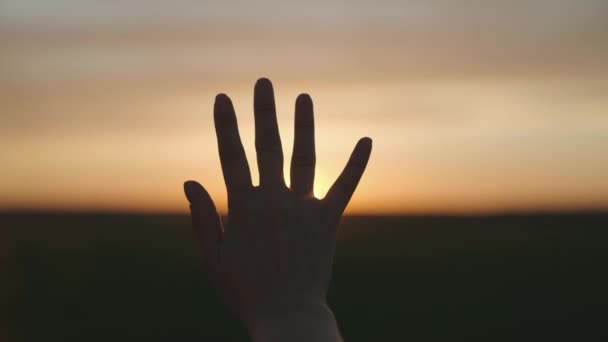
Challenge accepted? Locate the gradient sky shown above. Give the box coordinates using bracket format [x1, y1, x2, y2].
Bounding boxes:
[1, 0, 608, 214]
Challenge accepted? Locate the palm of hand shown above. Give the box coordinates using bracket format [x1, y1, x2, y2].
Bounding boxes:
[218, 188, 332, 326]
[184, 78, 372, 329]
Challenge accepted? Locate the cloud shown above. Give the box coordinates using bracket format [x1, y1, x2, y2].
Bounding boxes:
[2, 0, 607, 29]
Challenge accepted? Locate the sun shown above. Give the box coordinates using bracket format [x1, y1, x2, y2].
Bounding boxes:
[313, 172, 331, 199]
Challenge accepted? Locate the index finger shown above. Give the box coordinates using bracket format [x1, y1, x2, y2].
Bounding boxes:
[214, 93, 252, 195]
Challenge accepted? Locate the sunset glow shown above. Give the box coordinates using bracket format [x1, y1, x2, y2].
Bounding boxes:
[2, 0, 608, 214]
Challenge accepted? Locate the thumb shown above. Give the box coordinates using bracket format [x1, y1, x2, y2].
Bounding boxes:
[184, 180, 222, 268]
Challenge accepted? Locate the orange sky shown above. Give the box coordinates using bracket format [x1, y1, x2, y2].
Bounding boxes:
[1, 0, 608, 214]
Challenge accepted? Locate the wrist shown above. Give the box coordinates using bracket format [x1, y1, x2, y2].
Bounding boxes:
[247, 301, 342, 342]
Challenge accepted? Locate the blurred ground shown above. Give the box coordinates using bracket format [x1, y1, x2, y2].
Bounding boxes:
[3, 213, 608, 341]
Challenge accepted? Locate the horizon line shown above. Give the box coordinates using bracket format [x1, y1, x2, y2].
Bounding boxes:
[2, 208, 607, 218]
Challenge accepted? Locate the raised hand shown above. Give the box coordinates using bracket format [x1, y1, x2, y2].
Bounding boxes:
[184, 78, 372, 341]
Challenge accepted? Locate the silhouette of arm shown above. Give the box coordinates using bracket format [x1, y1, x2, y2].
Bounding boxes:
[184, 78, 372, 341]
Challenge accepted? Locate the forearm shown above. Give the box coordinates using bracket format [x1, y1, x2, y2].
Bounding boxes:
[247, 302, 342, 342]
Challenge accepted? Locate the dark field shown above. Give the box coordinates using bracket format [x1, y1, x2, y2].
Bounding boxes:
[3, 213, 608, 341]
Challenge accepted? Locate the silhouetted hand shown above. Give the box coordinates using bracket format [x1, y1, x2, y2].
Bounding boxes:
[184, 78, 372, 341]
